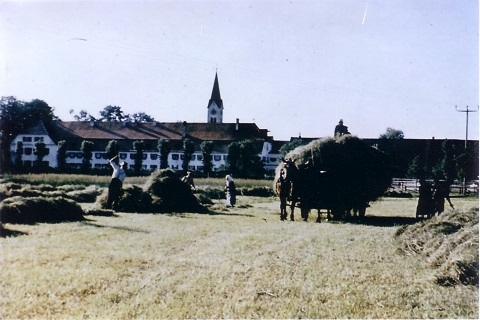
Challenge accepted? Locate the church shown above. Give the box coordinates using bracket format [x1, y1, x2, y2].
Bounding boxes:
[9, 73, 283, 173]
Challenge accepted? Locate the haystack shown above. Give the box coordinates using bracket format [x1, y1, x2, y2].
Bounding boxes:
[395, 207, 479, 286]
[0, 196, 85, 224]
[144, 169, 207, 213]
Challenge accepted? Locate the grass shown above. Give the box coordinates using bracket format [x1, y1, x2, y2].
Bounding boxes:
[1, 194, 478, 319]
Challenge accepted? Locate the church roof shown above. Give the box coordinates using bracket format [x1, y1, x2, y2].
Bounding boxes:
[207, 72, 223, 109]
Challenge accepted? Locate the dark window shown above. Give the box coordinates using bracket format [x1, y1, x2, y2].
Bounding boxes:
[172, 154, 179, 160]
[34, 137, 44, 142]
[150, 154, 158, 160]
[150, 165, 158, 169]
[24, 148, 32, 155]
[120, 153, 127, 159]
[22, 137, 32, 142]
[214, 155, 221, 161]
[197, 155, 203, 161]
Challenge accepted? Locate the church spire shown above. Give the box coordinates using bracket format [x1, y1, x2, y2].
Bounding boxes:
[207, 72, 223, 123]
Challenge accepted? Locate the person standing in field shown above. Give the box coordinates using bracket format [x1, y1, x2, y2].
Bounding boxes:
[181, 170, 196, 191]
[106, 155, 127, 210]
[225, 175, 236, 207]
[416, 179, 435, 218]
[434, 180, 454, 215]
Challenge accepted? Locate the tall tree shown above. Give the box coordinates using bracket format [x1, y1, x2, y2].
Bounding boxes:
[34, 141, 49, 169]
[200, 141, 214, 176]
[227, 141, 241, 177]
[80, 140, 94, 173]
[15, 140, 23, 170]
[378, 127, 405, 177]
[379, 128, 404, 140]
[158, 139, 171, 169]
[99, 105, 125, 122]
[182, 138, 195, 174]
[238, 139, 264, 178]
[105, 140, 119, 160]
[57, 140, 67, 171]
[133, 140, 145, 175]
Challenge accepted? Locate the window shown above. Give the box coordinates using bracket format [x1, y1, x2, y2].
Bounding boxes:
[130, 154, 135, 159]
[188, 165, 196, 170]
[142, 154, 147, 160]
[191, 154, 196, 161]
[68, 152, 76, 159]
[34, 137, 44, 142]
[223, 155, 228, 160]
[196, 155, 203, 161]
[44, 148, 50, 155]
[76, 152, 82, 158]
[120, 153, 127, 159]
[150, 165, 158, 170]
[150, 154, 158, 160]
[180, 154, 185, 160]
[214, 155, 221, 161]
[270, 157, 278, 163]
[24, 148, 32, 155]
[171, 165, 179, 170]
[22, 137, 32, 142]
[95, 153, 103, 159]
[197, 166, 204, 171]
[172, 154, 179, 160]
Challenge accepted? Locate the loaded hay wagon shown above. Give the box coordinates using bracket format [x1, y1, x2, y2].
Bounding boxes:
[274, 135, 392, 221]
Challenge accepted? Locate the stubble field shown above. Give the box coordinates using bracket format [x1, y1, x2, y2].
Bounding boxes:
[1, 186, 478, 319]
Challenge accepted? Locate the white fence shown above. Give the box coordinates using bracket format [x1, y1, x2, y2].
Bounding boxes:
[391, 178, 479, 195]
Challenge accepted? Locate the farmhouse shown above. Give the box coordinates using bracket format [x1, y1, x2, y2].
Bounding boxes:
[9, 73, 284, 173]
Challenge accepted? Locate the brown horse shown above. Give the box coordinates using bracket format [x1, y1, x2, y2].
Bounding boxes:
[276, 158, 309, 221]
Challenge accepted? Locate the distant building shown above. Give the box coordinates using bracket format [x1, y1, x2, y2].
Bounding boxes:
[9, 73, 282, 173]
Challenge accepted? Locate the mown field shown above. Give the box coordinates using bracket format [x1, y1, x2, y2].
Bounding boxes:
[1, 175, 478, 319]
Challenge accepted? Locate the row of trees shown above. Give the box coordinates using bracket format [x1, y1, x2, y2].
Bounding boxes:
[13, 136, 265, 178]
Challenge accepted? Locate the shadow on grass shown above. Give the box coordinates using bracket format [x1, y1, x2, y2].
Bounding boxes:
[0, 225, 28, 237]
[346, 215, 420, 227]
[81, 221, 150, 233]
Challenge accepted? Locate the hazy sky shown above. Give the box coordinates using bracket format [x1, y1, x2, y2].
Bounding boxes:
[1, 0, 478, 141]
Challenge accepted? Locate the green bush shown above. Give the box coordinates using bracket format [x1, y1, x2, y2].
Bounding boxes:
[239, 187, 275, 197]
[0, 196, 85, 224]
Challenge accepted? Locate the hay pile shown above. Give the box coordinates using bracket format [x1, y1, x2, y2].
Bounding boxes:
[0, 182, 101, 203]
[395, 208, 479, 286]
[276, 135, 391, 216]
[144, 169, 207, 213]
[0, 196, 85, 224]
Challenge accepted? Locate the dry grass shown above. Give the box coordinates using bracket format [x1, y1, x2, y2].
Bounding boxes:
[1, 196, 478, 319]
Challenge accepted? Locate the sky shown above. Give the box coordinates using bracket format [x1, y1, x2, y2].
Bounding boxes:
[1, 0, 478, 141]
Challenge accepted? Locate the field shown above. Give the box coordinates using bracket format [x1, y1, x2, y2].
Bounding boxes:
[1, 176, 479, 319]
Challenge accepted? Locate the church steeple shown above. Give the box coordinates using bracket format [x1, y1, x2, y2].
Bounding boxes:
[207, 72, 223, 123]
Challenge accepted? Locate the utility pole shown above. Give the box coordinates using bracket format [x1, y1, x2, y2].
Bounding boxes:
[455, 105, 478, 193]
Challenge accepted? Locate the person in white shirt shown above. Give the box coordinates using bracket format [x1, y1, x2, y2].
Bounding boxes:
[106, 155, 127, 210]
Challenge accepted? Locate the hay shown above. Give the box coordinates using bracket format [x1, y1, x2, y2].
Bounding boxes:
[144, 169, 207, 213]
[0, 183, 101, 203]
[275, 135, 391, 215]
[0, 196, 85, 224]
[395, 207, 479, 286]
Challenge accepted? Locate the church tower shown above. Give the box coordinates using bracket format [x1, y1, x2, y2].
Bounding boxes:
[207, 72, 223, 123]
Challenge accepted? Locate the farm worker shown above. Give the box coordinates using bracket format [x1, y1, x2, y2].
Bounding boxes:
[416, 179, 435, 219]
[433, 180, 454, 215]
[334, 119, 350, 137]
[225, 175, 236, 207]
[181, 170, 196, 191]
[106, 155, 127, 210]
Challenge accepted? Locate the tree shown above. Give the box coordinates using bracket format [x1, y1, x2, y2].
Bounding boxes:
[73, 110, 96, 122]
[440, 140, 457, 183]
[378, 127, 405, 177]
[0, 97, 56, 172]
[158, 139, 171, 169]
[57, 140, 67, 171]
[99, 105, 125, 122]
[133, 140, 145, 175]
[406, 155, 426, 179]
[238, 140, 264, 178]
[227, 141, 241, 177]
[379, 128, 404, 140]
[182, 138, 195, 174]
[80, 140, 94, 172]
[15, 140, 23, 170]
[105, 140, 119, 160]
[34, 141, 49, 169]
[129, 112, 155, 123]
[200, 141, 214, 176]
